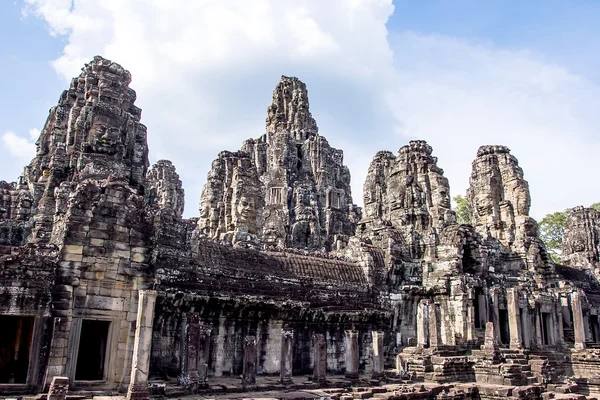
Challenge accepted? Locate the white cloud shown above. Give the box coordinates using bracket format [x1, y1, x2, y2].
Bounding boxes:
[28, 128, 40, 140]
[20, 1, 600, 221]
[2, 131, 36, 162]
[22, 0, 396, 216]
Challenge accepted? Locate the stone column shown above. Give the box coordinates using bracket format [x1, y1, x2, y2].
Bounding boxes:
[179, 312, 200, 391]
[557, 307, 565, 346]
[429, 303, 440, 348]
[482, 322, 499, 352]
[198, 324, 212, 387]
[242, 336, 257, 386]
[417, 299, 430, 348]
[507, 288, 523, 349]
[313, 333, 327, 384]
[535, 309, 543, 347]
[572, 293, 586, 350]
[127, 290, 157, 400]
[491, 289, 501, 346]
[280, 326, 294, 384]
[521, 306, 531, 349]
[47, 377, 69, 400]
[344, 330, 359, 379]
[371, 331, 384, 378]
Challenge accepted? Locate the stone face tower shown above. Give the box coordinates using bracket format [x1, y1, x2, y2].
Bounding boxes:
[198, 76, 360, 250]
[20, 56, 150, 242]
[359, 140, 456, 260]
[563, 206, 600, 269]
[467, 145, 535, 252]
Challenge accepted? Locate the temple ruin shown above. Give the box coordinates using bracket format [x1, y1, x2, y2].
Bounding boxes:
[1, 56, 600, 400]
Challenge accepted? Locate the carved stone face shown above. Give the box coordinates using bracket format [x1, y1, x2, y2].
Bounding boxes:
[87, 116, 121, 155]
[235, 195, 254, 224]
[573, 237, 586, 252]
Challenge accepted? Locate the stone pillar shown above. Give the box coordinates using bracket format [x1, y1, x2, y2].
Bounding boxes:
[535, 309, 543, 347]
[416, 299, 429, 348]
[214, 316, 227, 377]
[280, 326, 294, 384]
[127, 290, 158, 400]
[429, 303, 440, 348]
[491, 290, 501, 346]
[482, 322, 499, 352]
[198, 324, 212, 387]
[507, 288, 522, 349]
[179, 313, 200, 391]
[344, 330, 359, 379]
[313, 333, 327, 384]
[371, 331, 384, 378]
[521, 306, 531, 349]
[47, 377, 69, 400]
[572, 293, 586, 350]
[557, 307, 565, 345]
[242, 336, 257, 386]
[466, 298, 474, 341]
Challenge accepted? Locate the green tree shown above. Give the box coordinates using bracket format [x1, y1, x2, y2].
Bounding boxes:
[591, 202, 600, 211]
[453, 195, 470, 225]
[539, 210, 568, 263]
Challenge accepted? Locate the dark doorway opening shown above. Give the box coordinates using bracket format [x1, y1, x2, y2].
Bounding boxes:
[499, 309, 510, 346]
[542, 312, 551, 345]
[75, 320, 110, 381]
[474, 288, 486, 328]
[0, 315, 34, 383]
[591, 315, 600, 343]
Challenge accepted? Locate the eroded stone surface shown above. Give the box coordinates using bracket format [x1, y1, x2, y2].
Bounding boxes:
[198, 76, 360, 251]
[563, 206, 600, 269]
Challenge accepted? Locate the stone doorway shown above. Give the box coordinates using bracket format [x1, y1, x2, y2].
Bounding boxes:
[75, 320, 110, 381]
[541, 312, 551, 345]
[0, 315, 34, 383]
[499, 309, 510, 346]
[590, 315, 600, 343]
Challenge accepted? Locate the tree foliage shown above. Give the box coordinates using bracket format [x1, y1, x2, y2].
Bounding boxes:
[453, 195, 470, 225]
[539, 210, 568, 263]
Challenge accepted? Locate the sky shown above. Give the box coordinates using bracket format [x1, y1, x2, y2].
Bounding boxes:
[1, 0, 599, 220]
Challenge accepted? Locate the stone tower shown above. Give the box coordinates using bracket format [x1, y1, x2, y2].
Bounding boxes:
[20, 56, 150, 242]
[359, 140, 456, 260]
[198, 76, 360, 250]
[563, 206, 600, 269]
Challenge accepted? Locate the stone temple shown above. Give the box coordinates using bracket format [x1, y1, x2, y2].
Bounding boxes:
[1, 56, 600, 400]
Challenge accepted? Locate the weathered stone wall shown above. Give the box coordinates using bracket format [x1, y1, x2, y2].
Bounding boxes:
[150, 295, 389, 379]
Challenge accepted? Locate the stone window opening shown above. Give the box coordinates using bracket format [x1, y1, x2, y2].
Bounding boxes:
[269, 187, 283, 205]
[75, 320, 111, 381]
[329, 191, 343, 209]
[0, 316, 34, 384]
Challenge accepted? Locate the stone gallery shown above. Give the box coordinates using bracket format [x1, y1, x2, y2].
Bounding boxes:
[1, 56, 600, 399]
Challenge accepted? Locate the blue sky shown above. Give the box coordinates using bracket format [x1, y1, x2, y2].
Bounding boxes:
[1, 0, 599, 219]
